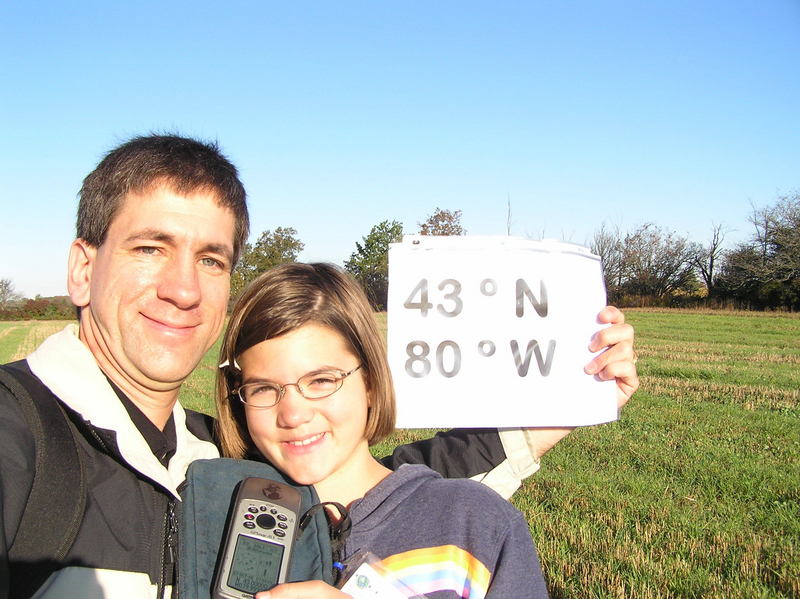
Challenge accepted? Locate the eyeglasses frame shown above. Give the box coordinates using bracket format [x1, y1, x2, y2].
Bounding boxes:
[233, 364, 363, 408]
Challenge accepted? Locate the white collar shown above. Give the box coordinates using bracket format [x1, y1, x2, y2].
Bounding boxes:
[27, 324, 219, 497]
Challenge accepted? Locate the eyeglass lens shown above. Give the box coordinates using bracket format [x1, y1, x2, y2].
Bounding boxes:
[239, 371, 344, 407]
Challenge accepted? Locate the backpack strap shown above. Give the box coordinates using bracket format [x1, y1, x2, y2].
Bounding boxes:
[0, 361, 87, 598]
[299, 501, 351, 586]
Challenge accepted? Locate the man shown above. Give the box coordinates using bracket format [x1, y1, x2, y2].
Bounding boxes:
[0, 135, 638, 598]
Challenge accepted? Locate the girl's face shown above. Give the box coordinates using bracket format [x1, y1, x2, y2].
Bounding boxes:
[238, 323, 380, 502]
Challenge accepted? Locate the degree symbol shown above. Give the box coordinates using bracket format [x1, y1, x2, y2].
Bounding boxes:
[480, 279, 497, 296]
[477, 340, 496, 357]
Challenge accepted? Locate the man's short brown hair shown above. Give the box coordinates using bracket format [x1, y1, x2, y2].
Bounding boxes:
[77, 134, 249, 265]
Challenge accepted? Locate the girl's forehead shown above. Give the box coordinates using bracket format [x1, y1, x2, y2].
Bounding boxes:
[238, 323, 357, 372]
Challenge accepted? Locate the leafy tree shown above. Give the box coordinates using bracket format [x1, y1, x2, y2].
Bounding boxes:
[345, 220, 403, 310]
[589, 222, 699, 303]
[761, 194, 800, 283]
[716, 194, 800, 309]
[231, 227, 304, 300]
[0, 278, 22, 310]
[19, 297, 74, 320]
[418, 207, 465, 236]
[619, 223, 700, 298]
[716, 244, 764, 301]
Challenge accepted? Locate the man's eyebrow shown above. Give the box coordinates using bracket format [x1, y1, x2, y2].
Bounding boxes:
[202, 242, 234, 263]
[124, 230, 234, 263]
[124, 229, 175, 244]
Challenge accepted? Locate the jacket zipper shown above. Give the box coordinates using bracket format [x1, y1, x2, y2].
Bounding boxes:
[87, 426, 110, 453]
[158, 498, 178, 598]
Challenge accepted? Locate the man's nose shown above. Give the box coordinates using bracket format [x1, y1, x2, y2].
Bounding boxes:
[157, 255, 202, 309]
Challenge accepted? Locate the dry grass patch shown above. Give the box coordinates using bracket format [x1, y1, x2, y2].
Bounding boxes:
[12, 322, 70, 360]
[643, 375, 800, 411]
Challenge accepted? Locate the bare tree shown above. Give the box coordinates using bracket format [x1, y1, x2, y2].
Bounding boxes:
[691, 223, 728, 295]
[590, 222, 625, 295]
[0, 278, 22, 310]
[749, 200, 774, 265]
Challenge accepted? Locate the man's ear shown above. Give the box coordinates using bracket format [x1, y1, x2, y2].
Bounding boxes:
[67, 239, 96, 308]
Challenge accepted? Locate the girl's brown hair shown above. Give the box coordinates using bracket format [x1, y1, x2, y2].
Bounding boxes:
[215, 262, 396, 459]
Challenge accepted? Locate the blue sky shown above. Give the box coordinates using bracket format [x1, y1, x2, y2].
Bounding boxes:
[2, 1, 798, 298]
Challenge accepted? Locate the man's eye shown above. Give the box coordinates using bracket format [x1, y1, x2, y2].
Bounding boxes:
[200, 257, 225, 269]
[135, 246, 160, 255]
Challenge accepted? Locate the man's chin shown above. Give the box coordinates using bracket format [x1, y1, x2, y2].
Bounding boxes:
[135, 357, 202, 389]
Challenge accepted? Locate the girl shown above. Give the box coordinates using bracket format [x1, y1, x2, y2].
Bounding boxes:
[216, 262, 550, 598]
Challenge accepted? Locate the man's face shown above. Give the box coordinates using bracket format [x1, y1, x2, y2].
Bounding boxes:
[69, 186, 236, 397]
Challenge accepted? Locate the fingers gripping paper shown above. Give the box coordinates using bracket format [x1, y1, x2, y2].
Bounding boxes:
[387, 236, 617, 428]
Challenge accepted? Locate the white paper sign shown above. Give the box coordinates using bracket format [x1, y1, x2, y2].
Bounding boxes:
[387, 236, 617, 428]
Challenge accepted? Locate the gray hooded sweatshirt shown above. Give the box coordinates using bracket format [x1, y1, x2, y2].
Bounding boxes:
[342, 464, 549, 598]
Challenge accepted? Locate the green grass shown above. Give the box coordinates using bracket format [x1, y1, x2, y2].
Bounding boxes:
[180, 334, 225, 414]
[7, 310, 799, 598]
[519, 309, 799, 598]
[0, 320, 70, 363]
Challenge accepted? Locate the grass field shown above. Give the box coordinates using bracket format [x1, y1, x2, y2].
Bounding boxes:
[4, 310, 799, 598]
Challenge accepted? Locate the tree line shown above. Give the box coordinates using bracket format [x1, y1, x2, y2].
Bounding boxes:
[0, 282, 74, 320]
[2, 194, 797, 320]
[228, 194, 799, 312]
[590, 193, 799, 310]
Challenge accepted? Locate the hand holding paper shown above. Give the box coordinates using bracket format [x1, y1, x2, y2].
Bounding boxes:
[522, 305, 639, 461]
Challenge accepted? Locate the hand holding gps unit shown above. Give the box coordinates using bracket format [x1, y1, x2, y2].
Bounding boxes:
[212, 477, 302, 598]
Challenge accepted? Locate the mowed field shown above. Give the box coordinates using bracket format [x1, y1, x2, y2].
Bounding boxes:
[3, 310, 799, 598]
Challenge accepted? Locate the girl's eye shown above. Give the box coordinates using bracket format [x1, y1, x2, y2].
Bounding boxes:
[250, 384, 278, 395]
[305, 374, 338, 389]
[240, 383, 282, 406]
